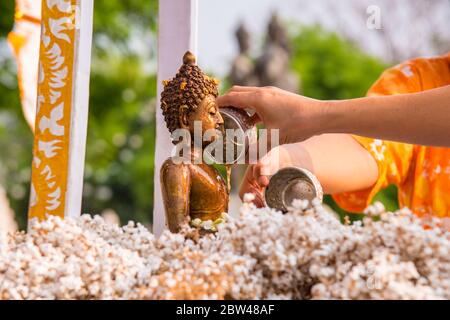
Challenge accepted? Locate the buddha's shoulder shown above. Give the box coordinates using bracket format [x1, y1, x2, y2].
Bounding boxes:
[161, 157, 190, 171]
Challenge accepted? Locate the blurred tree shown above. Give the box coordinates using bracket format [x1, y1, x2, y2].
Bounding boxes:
[290, 25, 387, 99]
[0, 1, 32, 228]
[0, 1, 14, 35]
[297, 0, 450, 64]
[332, 0, 450, 63]
[80, 0, 158, 226]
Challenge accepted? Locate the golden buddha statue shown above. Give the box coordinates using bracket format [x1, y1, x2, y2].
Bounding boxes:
[160, 51, 229, 233]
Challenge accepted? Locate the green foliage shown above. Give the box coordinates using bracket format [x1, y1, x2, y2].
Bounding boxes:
[290, 25, 387, 99]
[83, 57, 156, 225]
[0, 1, 31, 228]
[0, 110, 33, 228]
[94, 0, 157, 41]
[0, 1, 14, 37]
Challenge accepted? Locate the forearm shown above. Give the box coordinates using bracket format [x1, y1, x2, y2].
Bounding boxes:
[282, 134, 378, 194]
[244, 133, 378, 205]
[323, 85, 450, 147]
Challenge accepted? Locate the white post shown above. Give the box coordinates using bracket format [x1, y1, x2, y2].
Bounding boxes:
[65, 0, 94, 218]
[154, 0, 198, 236]
[28, 0, 93, 221]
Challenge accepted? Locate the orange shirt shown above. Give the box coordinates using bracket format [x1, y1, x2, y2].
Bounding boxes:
[333, 53, 450, 219]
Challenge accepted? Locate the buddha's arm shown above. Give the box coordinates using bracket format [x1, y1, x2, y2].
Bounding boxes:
[160, 162, 191, 233]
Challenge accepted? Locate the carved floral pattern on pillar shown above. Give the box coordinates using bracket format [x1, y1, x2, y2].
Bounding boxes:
[29, 0, 77, 220]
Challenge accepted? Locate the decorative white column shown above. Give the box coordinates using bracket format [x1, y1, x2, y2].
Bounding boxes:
[65, 0, 94, 219]
[154, 0, 198, 236]
[28, 0, 93, 222]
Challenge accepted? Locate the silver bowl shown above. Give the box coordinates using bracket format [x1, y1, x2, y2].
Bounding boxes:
[206, 107, 257, 164]
[265, 167, 323, 213]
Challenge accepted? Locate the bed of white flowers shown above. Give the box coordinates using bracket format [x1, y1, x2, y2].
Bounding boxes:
[0, 195, 449, 300]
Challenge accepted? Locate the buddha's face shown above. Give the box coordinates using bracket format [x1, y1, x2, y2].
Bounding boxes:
[179, 94, 224, 148]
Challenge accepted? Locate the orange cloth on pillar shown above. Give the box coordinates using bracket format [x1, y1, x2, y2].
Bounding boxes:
[332, 53, 450, 219]
[7, 0, 42, 131]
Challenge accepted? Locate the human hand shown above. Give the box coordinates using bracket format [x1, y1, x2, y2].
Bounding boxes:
[217, 86, 328, 145]
[239, 144, 312, 206]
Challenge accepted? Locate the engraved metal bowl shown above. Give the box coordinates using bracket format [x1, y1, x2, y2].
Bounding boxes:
[206, 107, 257, 164]
[265, 167, 323, 213]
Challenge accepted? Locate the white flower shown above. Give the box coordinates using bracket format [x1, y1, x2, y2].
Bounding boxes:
[292, 199, 309, 210]
[0, 201, 447, 300]
[243, 193, 255, 203]
[201, 220, 213, 230]
[191, 218, 202, 227]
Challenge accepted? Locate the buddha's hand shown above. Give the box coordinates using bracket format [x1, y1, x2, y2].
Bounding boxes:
[239, 143, 312, 206]
[217, 86, 328, 145]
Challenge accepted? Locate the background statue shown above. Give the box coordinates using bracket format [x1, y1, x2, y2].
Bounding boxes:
[229, 13, 301, 93]
[255, 13, 300, 93]
[229, 23, 259, 86]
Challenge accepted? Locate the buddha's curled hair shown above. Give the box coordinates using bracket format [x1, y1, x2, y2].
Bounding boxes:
[160, 51, 219, 136]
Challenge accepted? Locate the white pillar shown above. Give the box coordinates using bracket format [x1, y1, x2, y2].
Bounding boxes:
[65, 0, 94, 218]
[154, 0, 198, 236]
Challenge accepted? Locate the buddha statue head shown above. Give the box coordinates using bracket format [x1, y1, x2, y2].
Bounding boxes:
[161, 51, 224, 148]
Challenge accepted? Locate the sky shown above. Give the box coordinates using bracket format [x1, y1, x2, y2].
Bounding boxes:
[197, 0, 331, 76]
[197, 0, 450, 77]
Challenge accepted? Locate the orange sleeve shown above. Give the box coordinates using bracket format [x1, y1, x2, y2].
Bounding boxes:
[332, 60, 423, 212]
